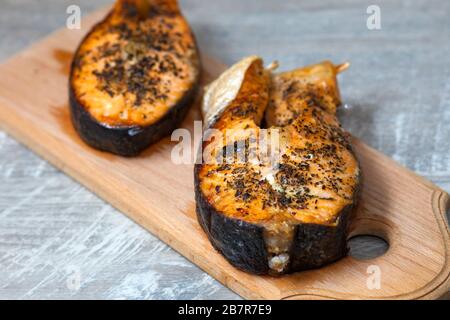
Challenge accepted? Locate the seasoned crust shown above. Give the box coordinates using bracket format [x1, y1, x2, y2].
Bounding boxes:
[69, 79, 197, 156]
[195, 163, 270, 274]
[195, 163, 359, 274]
[69, 0, 200, 156]
[195, 57, 360, 275]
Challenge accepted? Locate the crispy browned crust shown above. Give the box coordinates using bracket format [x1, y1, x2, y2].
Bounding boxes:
[195, 58, 360, 275]
[69, 1, 200, 156]
[195, 163, 359, 275]
[195, 164, 270, 274]
[69, 79, 198, 156]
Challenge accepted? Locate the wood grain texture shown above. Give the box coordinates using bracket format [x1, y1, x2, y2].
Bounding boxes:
[0, 5, 449, 300]
[0, 0, 449, 299]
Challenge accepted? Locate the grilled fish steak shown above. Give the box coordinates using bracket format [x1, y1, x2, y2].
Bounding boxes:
[195, 56, 360, 275]
[70, 0, 200, 156]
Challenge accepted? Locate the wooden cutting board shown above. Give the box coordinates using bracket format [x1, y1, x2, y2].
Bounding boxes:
[0, 8, 448, 300]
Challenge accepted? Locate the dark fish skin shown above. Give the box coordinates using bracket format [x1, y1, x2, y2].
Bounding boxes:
[195, 163, 360, 275]
[69, 80, 198, 157]
[195, 164, 270, 274]
[69, 0, 200, 156]
[195, 57, 361, 275]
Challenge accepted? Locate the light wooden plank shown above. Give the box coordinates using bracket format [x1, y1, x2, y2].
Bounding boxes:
[0, 6, 448, 300]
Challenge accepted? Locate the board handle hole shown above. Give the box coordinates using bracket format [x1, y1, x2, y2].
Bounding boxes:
[348, 234, 389, 260]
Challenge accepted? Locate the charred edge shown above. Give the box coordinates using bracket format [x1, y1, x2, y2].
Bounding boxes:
[194, 164, 360, 275]
[284, 170, 362, 274]
[194, 164, 270, 274]
[286, 204, 352, 273]
[68, 10, 201, 157]
[69, 81, 198, 157]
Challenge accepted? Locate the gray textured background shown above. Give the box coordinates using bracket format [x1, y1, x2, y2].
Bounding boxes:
[0, 0, 449, 299]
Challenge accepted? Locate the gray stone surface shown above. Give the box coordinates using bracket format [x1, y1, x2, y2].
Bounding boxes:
[0, 0, 449, 299]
